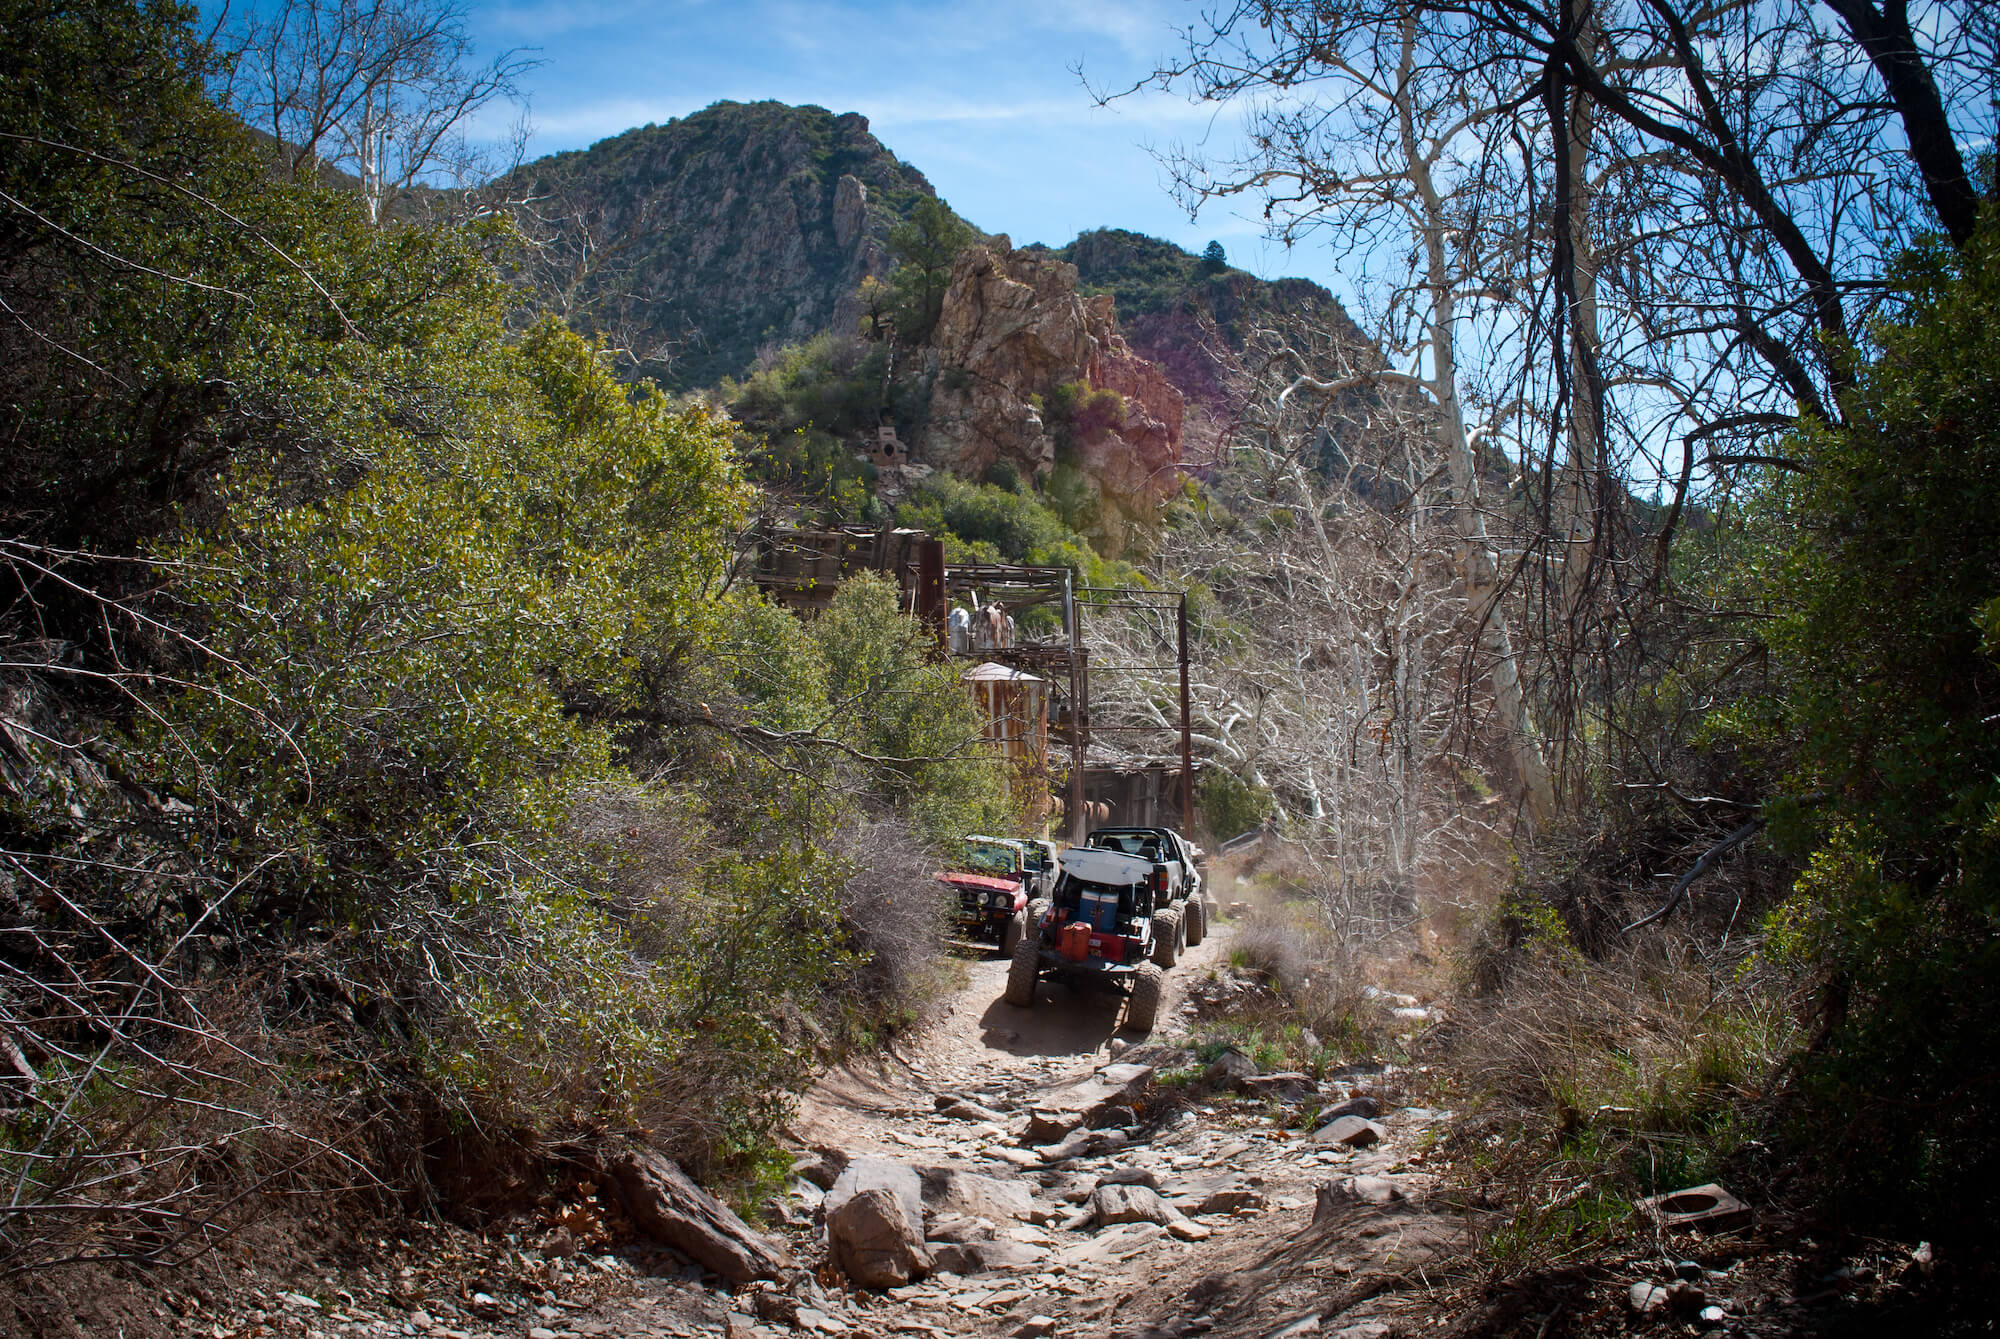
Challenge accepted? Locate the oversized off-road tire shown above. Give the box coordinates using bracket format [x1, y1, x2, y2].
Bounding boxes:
[1151, 906, 1183, 968]
[1025, 899, 1050, 942]
[1000, 909, 1026, 958]
[1004, 935, 1041, 1007]
[1126, 963, 1165, 1032]
[1183, 895, 1207, 946]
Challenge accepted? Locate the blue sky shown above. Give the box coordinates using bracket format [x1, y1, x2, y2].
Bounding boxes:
[462, 0, 1342, 292]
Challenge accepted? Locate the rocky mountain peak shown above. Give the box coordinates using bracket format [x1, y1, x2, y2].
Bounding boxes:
[507, 100, 935, 389]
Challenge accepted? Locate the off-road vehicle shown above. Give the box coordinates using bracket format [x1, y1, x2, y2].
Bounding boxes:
[1001, 845, 1181, 1031]
[936, 835, 1056, 954]
[1080, 826, 1209, 949]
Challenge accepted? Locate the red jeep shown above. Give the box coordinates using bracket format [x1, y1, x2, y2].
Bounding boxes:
[936, 836, 1051, 955]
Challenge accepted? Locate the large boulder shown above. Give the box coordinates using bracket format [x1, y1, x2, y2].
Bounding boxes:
[1204, 1048, 1259, 1087]
[824, 1157, 933, 1288]
[825, 1156, 924, 1225]
[589, 1145, 792, 1284]
[1320, 1095, 1381, 1122]
[827, 1187, 932, 1288]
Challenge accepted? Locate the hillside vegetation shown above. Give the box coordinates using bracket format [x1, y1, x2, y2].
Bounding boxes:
[0, 2, 1007, 1280]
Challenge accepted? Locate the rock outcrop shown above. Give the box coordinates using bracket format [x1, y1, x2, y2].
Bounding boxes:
[920, 240, 1185, 496]
[588, 1145, 793, 1284]
[1030, 1061, 1156, 1130]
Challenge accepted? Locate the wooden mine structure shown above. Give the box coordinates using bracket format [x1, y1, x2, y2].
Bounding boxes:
[745, 525, 1196, 843]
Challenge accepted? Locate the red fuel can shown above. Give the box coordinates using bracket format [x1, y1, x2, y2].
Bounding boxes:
[1060, 920, 1093, 962]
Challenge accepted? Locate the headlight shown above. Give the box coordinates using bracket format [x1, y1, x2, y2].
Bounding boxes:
[989, 890, 1011, 908]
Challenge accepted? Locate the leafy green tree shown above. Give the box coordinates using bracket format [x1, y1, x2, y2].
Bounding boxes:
[1749, 227, 2000, 1239]
[810, 574, 1007, 841]
[886, 195, 974, 342]
[1197, 767, 1273, 843]
[893, 474, 1142, 622]
[1200, 239, 1227, 274]
[160, 317, 749, 925]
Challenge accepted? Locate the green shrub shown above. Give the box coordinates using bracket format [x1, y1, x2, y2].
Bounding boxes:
[893, 473, 1143, 611]
[1737, 227, 2000, 1240]
[1197, 768, 1274, 843]
[721, 333, 892, 521]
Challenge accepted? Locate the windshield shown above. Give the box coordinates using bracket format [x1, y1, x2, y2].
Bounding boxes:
[960, 841, 1019, 874]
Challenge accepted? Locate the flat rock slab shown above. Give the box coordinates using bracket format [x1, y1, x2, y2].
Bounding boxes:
[1072, 1182, 1212, 1240]
[1313, 1115, 1385, 1147]
[1240, 1072, 1317, 1100]
[1197, 1185, 1268, 1216]
[1094, 1166, 1162, 1190]
[590, 1145, 793, 1284]
[1088, 1182, 1178, 1228]
[920, 1166, 1035, 1224]
[1337, 1176, 1405, 1207]
[1038, 1126, 1130, 1163]
[1024, 1108, 1084, 1144]
[1057, 1220, 1167, 1268]
[1033, 1062, 1154, 1129]
[926, 1239, 1047, 1274]
[924, 1211, 998, 1245]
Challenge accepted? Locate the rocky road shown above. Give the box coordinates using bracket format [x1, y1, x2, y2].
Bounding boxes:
[185, 913, 1461, 1339]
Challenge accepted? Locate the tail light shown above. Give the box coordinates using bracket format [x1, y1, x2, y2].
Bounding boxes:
[1153, 869, 1168, 893]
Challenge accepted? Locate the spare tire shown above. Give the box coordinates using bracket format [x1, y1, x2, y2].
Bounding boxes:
[1126, 964, 1165, 1032]
[1151, 907, 1182, 968]
[1004, 935, 1041, 1007]
[1184, 896, 1207, 946]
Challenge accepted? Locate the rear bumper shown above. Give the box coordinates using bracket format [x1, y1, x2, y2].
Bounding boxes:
[1029, 945, 1142, 978]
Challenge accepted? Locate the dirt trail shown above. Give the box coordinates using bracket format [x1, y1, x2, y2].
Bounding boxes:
[795, 921, 1230, 1153]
